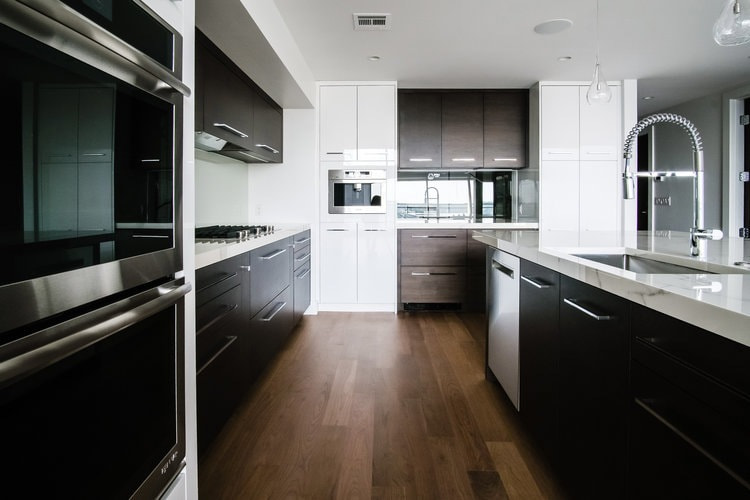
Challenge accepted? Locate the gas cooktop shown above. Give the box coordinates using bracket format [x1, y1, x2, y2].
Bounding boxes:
[195, 224, 275, 241]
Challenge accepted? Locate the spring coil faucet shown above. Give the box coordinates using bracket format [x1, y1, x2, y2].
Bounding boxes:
[622, 113, 722, 256]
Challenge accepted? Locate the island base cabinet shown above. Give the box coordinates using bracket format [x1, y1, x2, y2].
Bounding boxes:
[558, 276, 629, 499]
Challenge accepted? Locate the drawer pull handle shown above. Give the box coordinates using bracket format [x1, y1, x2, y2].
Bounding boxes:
[132, 234, 170, 239]
[255, 144, 279, 154]
[326, 151, 344, 155]
[196, 303, 239, 337]
[411, 272, 457, 276]
[295, 252, 311, 262]
[364, 229, 387, 232]
[492, 260, 515, 279]
[82, 152, 106, 157]
[212, 122, 249, 138]
[563, 298, 614, 321]
[259, 248, 287, 260]
[326, 229, 349, 232]
[521, 276, 551, 289]
[197, 272, 238, 292]
[238, 151, 269, 162]
[197, 336, 238, 376]
[240, 265, 251, 272]
[410, 235, 457, 239]
[294, 237, 311, 244]
[296, 268, 311, 279]
[408, 158, 432, 162]
[261, 301, 287, 322]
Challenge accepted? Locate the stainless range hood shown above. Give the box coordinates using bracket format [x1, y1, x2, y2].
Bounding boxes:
[194, 131, 270, 163]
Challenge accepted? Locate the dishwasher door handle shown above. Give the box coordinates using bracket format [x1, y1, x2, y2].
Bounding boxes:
[492, 260, 515, 279]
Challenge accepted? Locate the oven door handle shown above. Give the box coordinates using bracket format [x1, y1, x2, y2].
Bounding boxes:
[0, 280, 191, 389]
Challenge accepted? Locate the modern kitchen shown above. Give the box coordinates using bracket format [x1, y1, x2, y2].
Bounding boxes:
[1, 0, 749, 499]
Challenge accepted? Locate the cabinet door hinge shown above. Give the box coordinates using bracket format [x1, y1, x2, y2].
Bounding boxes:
[740, 171, 750, 182]
[741, 114, 750, 126]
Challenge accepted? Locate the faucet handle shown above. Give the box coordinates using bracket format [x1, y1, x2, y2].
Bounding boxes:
[691, 228, 724, 241]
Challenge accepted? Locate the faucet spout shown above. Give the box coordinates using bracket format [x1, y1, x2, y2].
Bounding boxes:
[621, 113, 722, 256]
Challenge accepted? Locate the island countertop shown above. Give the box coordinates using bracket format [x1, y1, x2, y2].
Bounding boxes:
[472, 229, 750, 347]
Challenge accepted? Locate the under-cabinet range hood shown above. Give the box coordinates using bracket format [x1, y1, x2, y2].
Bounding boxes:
[194, 131, 270, 163]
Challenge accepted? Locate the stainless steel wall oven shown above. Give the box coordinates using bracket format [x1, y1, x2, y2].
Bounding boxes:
[0, 1, 189, 498]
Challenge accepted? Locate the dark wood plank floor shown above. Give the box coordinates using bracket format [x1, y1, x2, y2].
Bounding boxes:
[199, 312, 565, 499]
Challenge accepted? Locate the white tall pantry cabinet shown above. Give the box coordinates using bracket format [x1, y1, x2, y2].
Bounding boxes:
[318, 83, 397, 311]
[535, 82, 635, 242]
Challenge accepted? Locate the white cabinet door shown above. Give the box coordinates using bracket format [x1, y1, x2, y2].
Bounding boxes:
[320, 222, 358, 303]
[39, 162, 78, 231]
[78, 162, 113, 231]
[38, 87, 78, 164]
[357, 224, 395, 304]
[579, 161, 619, 232]
[579, 86, 621, 161]
[78, 87, 114, 163]
[540, 85, 579, 161]
[540, 160, 579, 232]
[319, 85, 357, 161]
[357, 85, 396, 162]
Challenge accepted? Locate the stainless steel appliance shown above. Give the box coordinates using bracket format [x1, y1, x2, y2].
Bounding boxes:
[196, 224, 276, 241]
[0, 1, 189, 497]
[487, 248, 520, 410]
[328, 169, 387, 214]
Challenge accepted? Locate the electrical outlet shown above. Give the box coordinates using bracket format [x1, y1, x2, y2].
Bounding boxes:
[255, 204, 262, 216]
[654, 196, 671, 206]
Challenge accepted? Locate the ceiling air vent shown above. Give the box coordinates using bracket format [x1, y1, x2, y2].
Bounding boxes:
[353, 13, 391, 31]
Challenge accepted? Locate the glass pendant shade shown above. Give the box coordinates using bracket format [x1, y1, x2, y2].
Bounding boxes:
[714, 0, 750, 46]
[587, 62, 612, 104]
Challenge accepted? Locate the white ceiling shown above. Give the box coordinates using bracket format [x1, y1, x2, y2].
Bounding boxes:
[268, 0, 750, 114]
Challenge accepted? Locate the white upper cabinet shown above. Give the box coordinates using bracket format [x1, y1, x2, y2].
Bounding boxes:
[319, 85, 357, 161]
[579, 85, 621, 161]
[540, 85, 579, 161]
[357, 86, 396, 161]
[319, 84, 396, 162]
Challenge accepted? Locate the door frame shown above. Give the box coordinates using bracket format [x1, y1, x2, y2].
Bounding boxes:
[722, 84, 749, 235]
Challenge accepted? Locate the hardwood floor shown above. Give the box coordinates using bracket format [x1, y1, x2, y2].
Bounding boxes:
[199, 312, 565, 499]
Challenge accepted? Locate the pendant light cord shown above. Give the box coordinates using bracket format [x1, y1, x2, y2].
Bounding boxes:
[595, 0, 600, 64]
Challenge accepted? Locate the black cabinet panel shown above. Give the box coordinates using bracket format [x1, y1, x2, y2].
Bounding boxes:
[398, 92, 442, 169]
[558, 276, 629, 499]
[248, 93, 283, 162]
[518, 260, 560, 466]
[484, 91, 528, 169]
[293, 261, 311, 324]
[441, 92, 483, 168]
[249, 237, 292, 318]
[248, 286, 293, 382]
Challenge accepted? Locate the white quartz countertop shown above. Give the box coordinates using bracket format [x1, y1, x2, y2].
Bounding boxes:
[397, 220, 538, 230]
[195, 224, 310, 270]
[473, 229, 750, 347]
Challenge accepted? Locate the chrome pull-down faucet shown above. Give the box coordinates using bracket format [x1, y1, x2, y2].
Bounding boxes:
[622, 113, 723, 256]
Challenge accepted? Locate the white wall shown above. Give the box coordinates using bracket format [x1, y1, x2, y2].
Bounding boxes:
[195, 149, 250, 225]
[649, 93, 723, 231]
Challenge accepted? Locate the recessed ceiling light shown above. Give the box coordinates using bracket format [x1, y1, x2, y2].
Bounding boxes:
[533, 19, 573, 35]
[368, 55, 381, 61]
[558, 56, 573, 62]
[642, 96, 655, 100]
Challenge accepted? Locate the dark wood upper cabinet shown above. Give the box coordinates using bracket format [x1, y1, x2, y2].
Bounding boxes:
[195, 30, 283, 163]
[484, 91, 528, 169]
[398, 89, 528, 169]
[441, 92, 483, 168]
[398, 92, 442, 169]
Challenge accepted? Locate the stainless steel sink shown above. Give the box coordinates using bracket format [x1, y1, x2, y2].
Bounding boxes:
[572, 253, 714, 274]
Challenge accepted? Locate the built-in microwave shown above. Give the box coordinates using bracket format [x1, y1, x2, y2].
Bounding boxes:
[328, 169, 387, 214]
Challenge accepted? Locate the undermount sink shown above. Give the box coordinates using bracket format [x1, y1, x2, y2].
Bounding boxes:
[572, 253, 714, 274]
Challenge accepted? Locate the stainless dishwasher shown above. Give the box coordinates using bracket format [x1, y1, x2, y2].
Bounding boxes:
[487, 248, 520, 410]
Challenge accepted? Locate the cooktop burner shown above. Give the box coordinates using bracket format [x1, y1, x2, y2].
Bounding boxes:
[195, 224, 275, 241]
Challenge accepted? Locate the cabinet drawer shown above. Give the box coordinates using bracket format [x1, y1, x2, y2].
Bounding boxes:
[292, 230, 311, 248]
[250, 238, 292, 317]
[293, 243, 311, 271]
[400, 266, 466, 303]
[248, 286, 293, 381]
[293, 261, 311, 324]
[400, 229, 467, 266]
[631, 304, 750, 397]
[196, 254, 246, 307]
[196, 283, 242, 341]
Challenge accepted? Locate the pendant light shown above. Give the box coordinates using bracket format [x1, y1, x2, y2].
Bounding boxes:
[714, 0, 750, 46]
[586, 0, 612, 104]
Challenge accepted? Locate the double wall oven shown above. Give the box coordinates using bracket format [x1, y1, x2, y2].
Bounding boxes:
[0, 1, 189, 498]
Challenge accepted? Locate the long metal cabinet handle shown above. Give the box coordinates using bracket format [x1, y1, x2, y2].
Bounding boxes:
[563, 298, 614, 321]
[196, 336, 238, 376]
[82, 152, 106, 157]
[132, 234, 169, 239]
[212, 123, 249, 138]
[6, 0, 191, 97]
[326, 229, 349, 232]
[196, 272, 238, 293]
[411, 235, 457, 239]
[0, 281, 191, 387]
[294, 237, 311, 244]
[238, 151, 269, 162]
[196, 303, 239, 337]
[492, 260, 515, 279]
[261, 301, 287, 322]
[633, 398, 749, 489]
[259, 248, 287, 260]
[296, 268, 311, 279]
[411, 272, 457, 276]
[521, 276, 551, 289]
[295, 252, 311, 262]
[255, 144, 279, 154]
